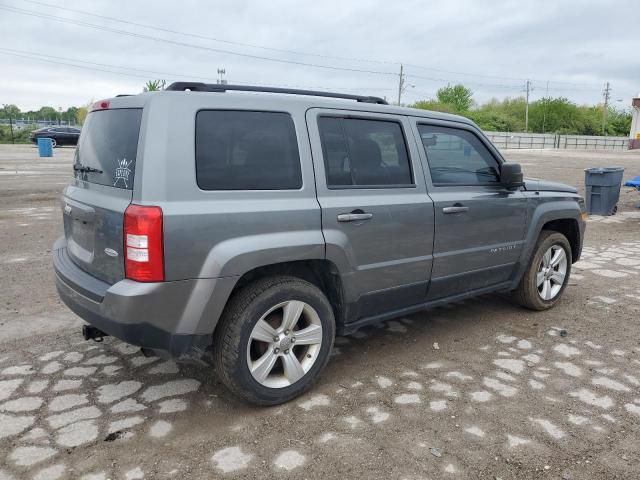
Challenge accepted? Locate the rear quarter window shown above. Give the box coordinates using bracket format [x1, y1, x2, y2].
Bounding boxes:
[74, 108, 142, 190]
[195, 110, 302, 190]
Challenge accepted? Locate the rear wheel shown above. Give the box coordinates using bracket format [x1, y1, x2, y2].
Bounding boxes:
[214, 276, 335, 405]
[513, 230, 572, 311]
[50, 138, 57, 148]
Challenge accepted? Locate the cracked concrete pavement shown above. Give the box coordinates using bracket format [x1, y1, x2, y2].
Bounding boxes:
[1, 145, 639, 479]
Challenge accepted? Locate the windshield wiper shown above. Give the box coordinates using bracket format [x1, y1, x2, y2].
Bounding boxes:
[73, 164, 103, 174]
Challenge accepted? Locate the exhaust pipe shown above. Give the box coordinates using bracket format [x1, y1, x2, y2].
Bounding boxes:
[82, 325, 108, 342]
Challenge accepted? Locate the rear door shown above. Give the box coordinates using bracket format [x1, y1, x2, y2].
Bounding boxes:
[412, 120, 528, 300]
[62, 107, 142, 284]
[307, 109, 434, 320]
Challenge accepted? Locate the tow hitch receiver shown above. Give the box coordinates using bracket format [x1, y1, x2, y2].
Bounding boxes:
[82, 325, 108, 342]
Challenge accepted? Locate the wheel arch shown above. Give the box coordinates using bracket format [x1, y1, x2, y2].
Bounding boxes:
[510, 200, 584, 289]
[540, 218, 581, 262]
[218, 259, 347, 333]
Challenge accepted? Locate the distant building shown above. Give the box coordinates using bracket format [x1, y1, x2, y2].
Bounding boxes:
[631, 96, 640, 149]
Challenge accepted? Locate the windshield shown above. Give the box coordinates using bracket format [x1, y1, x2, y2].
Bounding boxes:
[73, 108, 142, 190]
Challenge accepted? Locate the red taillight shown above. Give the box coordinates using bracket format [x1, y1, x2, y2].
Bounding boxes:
[124, 205, 164, 282]
[90, 99, 110, 111]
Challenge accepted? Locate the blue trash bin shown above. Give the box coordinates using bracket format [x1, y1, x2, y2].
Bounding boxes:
[584, 167, 624, 216]
[37, 137, 53, 157]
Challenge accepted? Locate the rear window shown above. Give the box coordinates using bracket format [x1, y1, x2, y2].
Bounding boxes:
[74, 108, 142, 190]
[195, 110, 302, 190]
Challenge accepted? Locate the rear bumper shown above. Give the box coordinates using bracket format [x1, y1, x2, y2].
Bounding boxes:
[53, 237, 238, 360]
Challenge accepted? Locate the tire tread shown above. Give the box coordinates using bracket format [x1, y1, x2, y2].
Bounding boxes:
[213, 275, 333, 405]
[513, 230, 572, 311]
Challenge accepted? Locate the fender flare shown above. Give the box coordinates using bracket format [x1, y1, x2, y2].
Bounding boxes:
[184, 230, 326, 335]
[510, 200, 583, 288]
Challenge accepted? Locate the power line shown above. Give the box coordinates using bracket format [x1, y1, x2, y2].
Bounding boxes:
[10, 0, 605, 90]
[404, 62, 602, 88]
[0, 47, 214, 80]
[0, 4, 534, 93]
[406, 73, 523, 90]
[0, 50, 156, 80]
[0, 48, 394, 92]
[16, 0, 400, 67]
[0, 4, 398, 76]
[0, 3, 609, 107]
[406, 72, 600, 94]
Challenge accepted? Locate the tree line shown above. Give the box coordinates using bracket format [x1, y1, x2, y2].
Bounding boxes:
[1, 82, 633, 144]
[1, 104, 88, 126]
[411, 84, 632, 137]
[0, 104, 89, 144]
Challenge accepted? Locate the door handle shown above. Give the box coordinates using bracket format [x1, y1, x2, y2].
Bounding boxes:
[337, 212, 373, 222]
[442, 205, 469, 214]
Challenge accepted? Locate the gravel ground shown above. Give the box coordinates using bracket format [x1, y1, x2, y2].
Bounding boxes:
[0, 144, 639, 480]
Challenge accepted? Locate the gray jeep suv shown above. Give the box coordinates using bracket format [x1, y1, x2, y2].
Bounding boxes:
[54, 83, 586, 405]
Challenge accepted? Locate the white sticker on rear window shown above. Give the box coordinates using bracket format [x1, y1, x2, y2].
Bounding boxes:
[113, 157, 133, 188]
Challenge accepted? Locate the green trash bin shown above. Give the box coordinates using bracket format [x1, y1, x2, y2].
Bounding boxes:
[584, 167, 624, 216]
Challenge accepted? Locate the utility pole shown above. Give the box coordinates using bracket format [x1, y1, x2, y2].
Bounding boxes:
[524, 80, 532, 132]
[217, 68, 227, 85]
[602, 81, 611, 135]
[542, 80, 549, 134]
[397, 64, 404, 106]
[3, 104, 15, 144]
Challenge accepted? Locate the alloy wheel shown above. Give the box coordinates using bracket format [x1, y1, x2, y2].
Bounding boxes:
[246, 300, 323, 388]
[537, 245, 567, 301]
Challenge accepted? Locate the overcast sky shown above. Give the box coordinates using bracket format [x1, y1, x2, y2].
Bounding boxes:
[1, 0, 638, 112]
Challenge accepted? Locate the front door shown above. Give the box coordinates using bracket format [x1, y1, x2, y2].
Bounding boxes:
[413, 121, 528, 300]
[307, 109, 434, 321]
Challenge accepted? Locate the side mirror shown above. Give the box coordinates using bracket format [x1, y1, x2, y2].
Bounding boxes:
[500, 162, 524, 188]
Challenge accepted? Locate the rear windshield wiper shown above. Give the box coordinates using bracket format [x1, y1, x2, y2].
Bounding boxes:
[73, 164, 103, 174]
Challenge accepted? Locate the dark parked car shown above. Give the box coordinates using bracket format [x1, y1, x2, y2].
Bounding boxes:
[30, 126, 81, 147]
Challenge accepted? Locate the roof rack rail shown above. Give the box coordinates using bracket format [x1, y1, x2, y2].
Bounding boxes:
[165, 82, 388, 105]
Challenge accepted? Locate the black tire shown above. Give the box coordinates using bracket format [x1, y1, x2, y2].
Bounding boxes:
[213, 275, 335, 405]
[513, 230, 572, 311]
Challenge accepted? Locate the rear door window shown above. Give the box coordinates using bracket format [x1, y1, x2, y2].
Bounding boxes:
[195, 110, 302, 190]
[318, 117, 413, 188]
[74, 108, 142, 190]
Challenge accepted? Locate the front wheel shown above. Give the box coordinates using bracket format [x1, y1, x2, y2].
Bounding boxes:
[50, 138, 57, 148]
[213, 276, 335, 405]
[513, 230, 572, 311]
